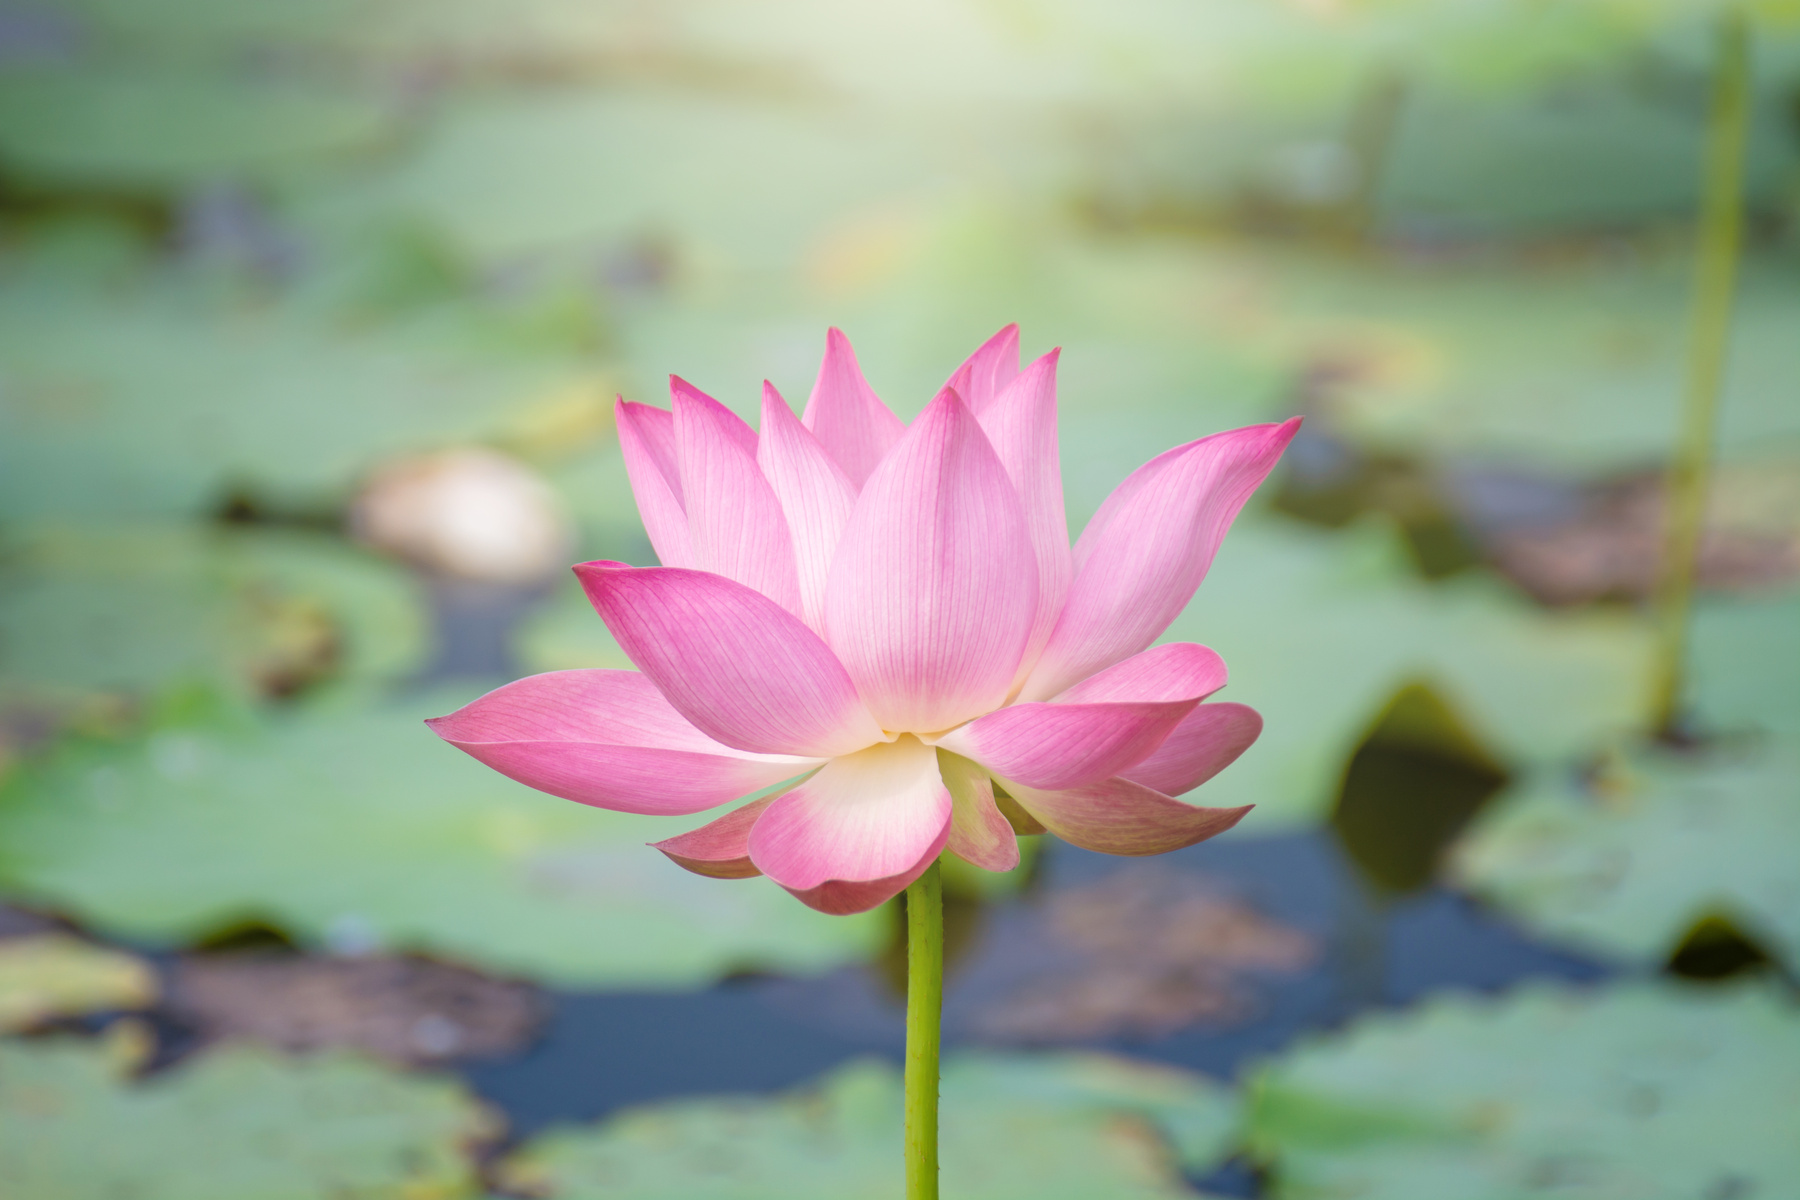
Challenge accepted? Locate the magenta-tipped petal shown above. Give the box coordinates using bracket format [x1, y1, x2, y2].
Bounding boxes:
[1052, 642, 1228, 704]
[651, 795, 781, 879]
[1020, 418, 1300, 701]
[1121, 702, 1262, 797]
[426, 670, 812, 816]
[670, 380, 803, 615]
[757, 381, 858, 634]
[748, 736, 953, 891]
[801, 328, 906, 488]
[936, 699, 1195, 791]
[575, 562, 884, 758]
[616, 400, 694, 569]
[780, 833, 948, 915]
[1004, 775, 1253, 856]
[938, 749, 1018, 872]
[824, 388, 1037, 733]
[945, 323, 1021, 415]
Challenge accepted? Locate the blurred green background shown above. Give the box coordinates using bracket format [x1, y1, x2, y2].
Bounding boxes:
[1, 1, 1798, 1197]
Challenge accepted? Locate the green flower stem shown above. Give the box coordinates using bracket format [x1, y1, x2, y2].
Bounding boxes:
[904, 859, 943, 1200]
[1652, 9, 1750, 738]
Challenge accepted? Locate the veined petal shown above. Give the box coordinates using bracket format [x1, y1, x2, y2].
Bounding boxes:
[651, 795, 781, 879]
[1021, 418, 1300, 701]
[946, 323, 1021, 415]
[938, 749, 1018, 872]
[824, 388, 1037, 733]
[802, 327, 906, 489]
[575, 562, 885, 758]
[977, 349, 1071, 688]
[936, 698, 1196, 791]
[748, 735, 952, 891]
[1121, 702, 1262, 797]
[1003, 775, 1252, 856]
[426, 670, 812, 816]
[672, 379, 803, 614]
[782, 839, 947, 915]
[615, 400, 693, 569]
[757, 381, 858, 634]
[1052, 642, 1227, 704]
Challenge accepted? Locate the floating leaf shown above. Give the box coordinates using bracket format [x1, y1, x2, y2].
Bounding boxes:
[0, 694, 882, 988]
[1450, 739, 1800, 969]
[1246, 980, 1800, 1199]
[0, 934, 156, 1032]
[1690, 589, 1800, 738]
[496, 1050, 1240, 1199]
[0, 1029, 496, 1200]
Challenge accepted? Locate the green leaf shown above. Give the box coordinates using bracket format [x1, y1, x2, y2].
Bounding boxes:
[1246, 980, 1800, 1199]
[0, 694, 882, 988]
[0, 935, 156, 1033]
[0, 1028, 496, 1199]
[497, 1050, 1241, 1199]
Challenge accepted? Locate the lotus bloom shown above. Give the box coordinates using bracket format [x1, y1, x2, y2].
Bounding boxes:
[430, 327, 1297, 914]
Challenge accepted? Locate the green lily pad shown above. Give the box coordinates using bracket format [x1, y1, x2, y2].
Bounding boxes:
[0, 934, 156, 1032]
[1691, 589, 1800, 738]
[1246, 980, 1800, 1199]
[497, 1050, 1240, 1199]
[1450, 739, 1800, 969]
[0, 1027, 496, 1199]
[0, 694, 881, 988]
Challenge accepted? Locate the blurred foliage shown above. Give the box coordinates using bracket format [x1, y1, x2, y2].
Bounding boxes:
[0, 934, 155, 1032]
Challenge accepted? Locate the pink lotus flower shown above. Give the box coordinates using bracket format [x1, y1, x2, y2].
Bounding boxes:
[430, 327, 1298, 914]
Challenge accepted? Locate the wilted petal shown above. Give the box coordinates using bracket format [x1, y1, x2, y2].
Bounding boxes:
[1052, 642, 1227, 704]
[946, 323, 1021, 415]
[1121, 702, 1262, 797]
[576, 562, 885, 758]
[938, 749, 1018, 872]
[1021, 419, 1299, 701]
[757, 381, 858, 634]
[748, 735, 952, 891]
[651, 795, 782, 879]
[1003, 775, 1252, 856]
[977, 349, 1072, 690]
[427, 670, 812, 816]
[615, 400, 693, 568]
[937, 698, 1195, 791]
[825, 388, 1037, 733]
[802, 327, 906, 488]
[672, 378, 803, 614]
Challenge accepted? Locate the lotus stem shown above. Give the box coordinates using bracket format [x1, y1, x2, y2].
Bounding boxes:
[904, 859, 943, 1200]
[1652, 9, 1750, 739]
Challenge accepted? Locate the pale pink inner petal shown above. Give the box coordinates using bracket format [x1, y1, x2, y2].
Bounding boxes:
[1020, 418, 1300, 701]
[652, 795, 782, 879]
[946, 323, 1021, 415]
[673, 382, 803, 615]
[1120, 702, 1263, 797]
[757, 381, 858, 634]
[576, 562, 886, 758]
[615, 400, 694, 568]
[938, 749, 1018, 872]
[1003, 775, 1253, 856]
[936, 698, 1196, 791]
[801, 327, 906, 489]
[824, 388, 1038, 733]
[748, 735, 953, 890]
[1052, 642, 1228, 705]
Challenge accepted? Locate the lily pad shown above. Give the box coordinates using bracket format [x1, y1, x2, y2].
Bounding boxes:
[0, 1027, 496, 1199]
[1246, 980, 1800, 1199]
[1450, 739, 1800, 969]
[0, 934, 156, 1032]
[0, 693, 882, 988]
[1691, 589, 1800, 738]
[496, 1050, 1240, 1199]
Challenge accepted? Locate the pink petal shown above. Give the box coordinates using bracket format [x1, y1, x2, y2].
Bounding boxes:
[782, 840, 946, 915]
[426, 670, 812, 816]
[615, 400, 693, 568]
[672, 379, 803, 614]
[801, 327, 906, 489]
[936, 698, 1196, 791]
[747, 735, 952, 890]
[824, 388, 1038, 733]
[938, 749, 1018, 872]
[1121, 702, 1262, 797]
[945, 324, 1021, 415]
[575, 562, 885, 758]
[1003, 775, 1253, 856]
[651, 795, 780, 879]
[757, 381, 858, 634]
[1020, 418, 1300, 701]
[1052, 642, 1228, 704]
[976, 349, 1072, 688]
